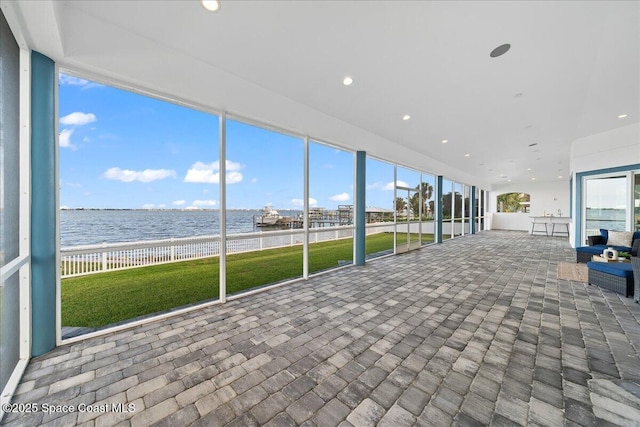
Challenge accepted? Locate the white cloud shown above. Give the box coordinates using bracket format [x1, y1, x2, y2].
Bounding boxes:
[382, 180, 409, 191]
[103, 167, 176, 183]
[227, 171, 243, 184]
[59, 129, 76, 149]
[142, 204, 156, 209]
[172, 200, 186, 206]
[59, 75, 87, 86]
[329, 192, 350, 202]
[60, 112, 97, 126]
[251, 178, 258, 183]
[192, 199, 217, 207]
[292, 197, 318, 207]
[58, 75, 104, 89]
[184, 160, 243, 184]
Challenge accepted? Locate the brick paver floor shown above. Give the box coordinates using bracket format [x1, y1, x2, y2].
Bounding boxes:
[3, 231, 640, 426]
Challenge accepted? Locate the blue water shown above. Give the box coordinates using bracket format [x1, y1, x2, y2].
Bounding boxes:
[60, 209, 301, 247]
[585, 208, 626, 232]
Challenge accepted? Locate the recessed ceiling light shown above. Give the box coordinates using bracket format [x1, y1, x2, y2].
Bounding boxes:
[490, 43, 511, 58]
[201, 0, 221, 12]
[618, 114, 628, 119]
[343, 76, 353, 86]
[441, 139, 448, 144]
[527, 168, 531, 171]
[508, 179, 511, 182]
[402, 115, 411, 121]
[464, 153, 470, 157]
[531, 177, 536, 181]
[558, 175, 563, 179]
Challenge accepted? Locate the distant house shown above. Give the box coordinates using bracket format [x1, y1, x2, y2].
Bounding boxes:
[366, 206, 394, 223]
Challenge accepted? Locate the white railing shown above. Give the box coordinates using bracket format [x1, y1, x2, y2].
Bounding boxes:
[61, 225, 369, 278]
[365, 222, 395, 236]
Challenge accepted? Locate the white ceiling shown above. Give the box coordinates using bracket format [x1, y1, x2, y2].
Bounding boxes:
[5, 0, 639, 189]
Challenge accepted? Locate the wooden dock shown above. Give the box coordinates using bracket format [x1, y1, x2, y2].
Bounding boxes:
[254, 205, 355, 229]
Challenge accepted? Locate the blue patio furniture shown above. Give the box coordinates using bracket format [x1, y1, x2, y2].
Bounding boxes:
[576, 230, 640, 263]
[632, 257, 640, 303]
[586, 261, 634, 297]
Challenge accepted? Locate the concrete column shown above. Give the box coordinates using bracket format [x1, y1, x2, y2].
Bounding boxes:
[31, 51, 56, 356]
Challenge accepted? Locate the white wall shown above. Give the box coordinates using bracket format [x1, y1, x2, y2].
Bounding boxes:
[488, 213, 530, 231]
[488, 181, 571, 232]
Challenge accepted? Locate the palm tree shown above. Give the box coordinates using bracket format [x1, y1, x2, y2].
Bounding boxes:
[394, 197, 407, 215]
[415, 182, 434, 218]
[497, 192, 524, 212]
[409, 193, 420, 219]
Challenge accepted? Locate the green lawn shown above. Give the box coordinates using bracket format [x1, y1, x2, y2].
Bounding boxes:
[62, 232, 433, 328]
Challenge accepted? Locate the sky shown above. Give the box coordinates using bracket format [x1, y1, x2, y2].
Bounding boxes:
[59, 74, 434, 210]
[585, 177, 629, 210]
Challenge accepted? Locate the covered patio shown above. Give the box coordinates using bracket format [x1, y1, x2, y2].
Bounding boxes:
[3, 231, 639, 426]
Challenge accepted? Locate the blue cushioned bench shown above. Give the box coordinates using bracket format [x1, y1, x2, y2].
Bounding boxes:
[586, 261, 634, 297]
[576, 231, 640, 263]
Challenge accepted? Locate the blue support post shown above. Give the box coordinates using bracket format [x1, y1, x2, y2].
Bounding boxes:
[470, 185, 476, 234]
[436, 176, 443, 243]
[31, 51, 57, 356]
[355, 151, 366, 265]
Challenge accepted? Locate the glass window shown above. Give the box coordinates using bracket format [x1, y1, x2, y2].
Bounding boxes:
[59, 74, 219, 336]
[226, 120, 303, 292]
[496, 192, 530, 213]
[365, 157, 395, 258]
[453, 182, 463, 237]
[0, 8, 22, 396]
[442, 179, 453, 240]
[480, 189, 487, 230]
[0, 11, 20, 269]
[463, 185, 470, 234]
[396, 166, 421, 252]
[476, 188, 485, 232]
[308, 141, 353, 272]
[418, 173, 436, 245]
[584, 175, 627, 237]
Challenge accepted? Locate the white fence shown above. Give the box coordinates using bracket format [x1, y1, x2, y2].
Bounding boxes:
[61, 224, 395, 278]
